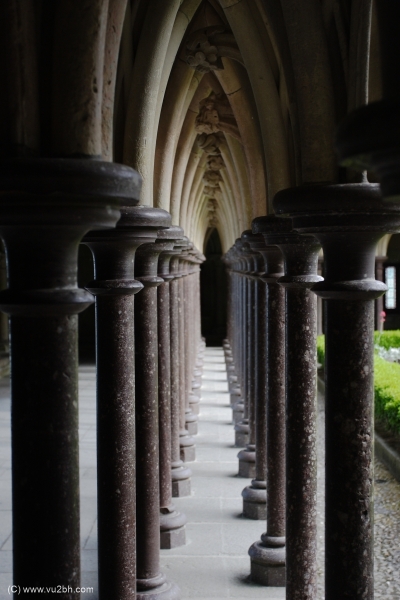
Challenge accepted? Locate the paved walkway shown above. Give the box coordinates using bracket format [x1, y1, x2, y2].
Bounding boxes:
[0, 348, 398, 598]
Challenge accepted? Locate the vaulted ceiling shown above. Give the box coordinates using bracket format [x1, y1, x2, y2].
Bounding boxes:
[0, 0, 384, 252]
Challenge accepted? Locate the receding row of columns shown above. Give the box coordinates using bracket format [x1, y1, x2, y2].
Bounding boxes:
[0, 159, 206, 600]
[223, 182, 400, 599]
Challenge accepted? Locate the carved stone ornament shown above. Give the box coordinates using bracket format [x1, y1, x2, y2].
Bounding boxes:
[207, 198, 218, 211]
[185, 26, 225, 73]
[209, 215, 219, 227]
[185, 26, 244, 74]
[207, 155, 225, 171]
[203, 185, 215, 197]
[203, 170, 223, 187]
[195, 92, 240, 141]
[197, 132, 224, 155]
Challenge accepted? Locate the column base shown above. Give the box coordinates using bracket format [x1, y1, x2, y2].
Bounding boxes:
[237, 446, 255, 478]
[242, 480, 266, 519]
[180, 434, 196, 462]
[232, 401, 244, 425]
[171, 462, 191, 497]
[137, 579, 181, 600]
[185, 420, 198, 435]
[160, 506, 187, 549]
[172, 477, 191, 497]
[185, 409, 198, 435]
[160, 526, 186, 549]
[248, 539, 286, 587]
[234, 420, 249, 447]
[188, 392, 200, 416]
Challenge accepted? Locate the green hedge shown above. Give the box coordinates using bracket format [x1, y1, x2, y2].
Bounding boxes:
[374, 330, 400, 350]
[316, 335, 325, 367]
[317, 333, 400, 434]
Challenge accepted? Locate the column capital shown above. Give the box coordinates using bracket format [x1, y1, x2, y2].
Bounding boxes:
[0, 158, 141, 316]
[253, 211, 321, 289]
[252, 216, 286, 282]
[132, 207, 172, 288]
[157, 226, 184, 281]
[274, 183, 400, 299]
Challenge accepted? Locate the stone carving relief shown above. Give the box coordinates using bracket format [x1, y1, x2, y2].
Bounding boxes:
[203, 170, 223, 187]
[185, 26, 243, 74]
[197, 132, 224, 156]
[207, 155, 225, 171]
[195, 92, 240, 141]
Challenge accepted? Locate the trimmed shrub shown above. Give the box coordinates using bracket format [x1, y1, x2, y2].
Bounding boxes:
[374, 330, 400, 350]
[317, 332, 400, 434]
[374, 355, 400, 434]
[317, 335, 325, 367]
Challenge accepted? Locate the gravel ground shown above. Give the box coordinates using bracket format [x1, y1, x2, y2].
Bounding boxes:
[316, 389, 400, 599]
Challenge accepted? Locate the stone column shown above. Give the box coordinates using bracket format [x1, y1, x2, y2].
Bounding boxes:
[224, 250, 242, 409]
[133, 207, 180, 600]
[182, 247, 199, 434]
[241, 233, 267, 520]
[169, 247, 192, 497]
[260, 210, 322, 598]
[84, 198, 155, 599]
[234, 242, 250, 444]
[238, 231, 263, 479]
[157, 227, 187, 549]
[189, 253, 203, 415]
[248, 217, 287, 586]
[178, 242, 196, 463]
[229, 249, 242, 408]
[276, 184, 400, 600]
[0, 158, 135, 594]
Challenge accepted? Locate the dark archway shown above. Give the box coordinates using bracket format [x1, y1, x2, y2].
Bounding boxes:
[200, 228, 227, 346]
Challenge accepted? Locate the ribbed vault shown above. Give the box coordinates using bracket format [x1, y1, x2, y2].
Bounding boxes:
[0, 0, 382, 253]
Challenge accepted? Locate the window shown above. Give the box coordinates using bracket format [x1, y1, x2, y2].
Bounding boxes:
[385, 266, 397, 309]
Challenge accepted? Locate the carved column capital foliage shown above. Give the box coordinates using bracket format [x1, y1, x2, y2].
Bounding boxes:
[185, 26, 243, 74]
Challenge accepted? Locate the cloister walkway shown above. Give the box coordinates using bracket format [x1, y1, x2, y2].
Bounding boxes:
[0, 348, 398, 598]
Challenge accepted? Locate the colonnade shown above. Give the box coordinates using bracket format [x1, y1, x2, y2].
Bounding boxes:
[0, 162, 204, 599]
[222, 103, 400, 600]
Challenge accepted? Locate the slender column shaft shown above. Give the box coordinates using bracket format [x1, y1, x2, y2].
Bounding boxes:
[178, 245, 195, 463]
[238, 231, 260, 479]
[158, 276, 172, 510]
[285, 282, 318, 599]
[11, 314, 81, 590]
[265, 272, 286, 539]
[135, 278, 162, 583]
[325, 300, 374, 596]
